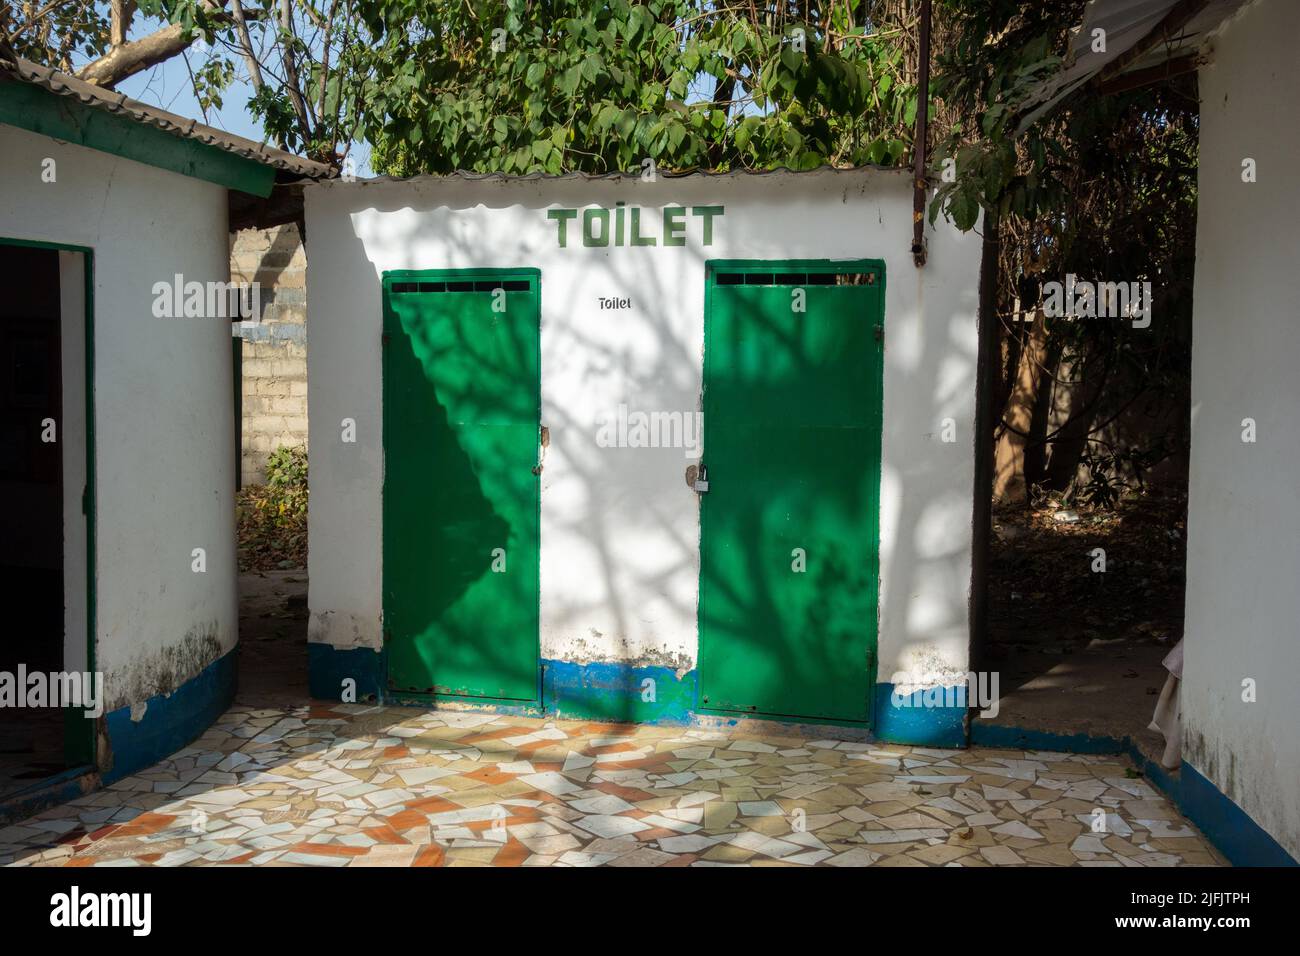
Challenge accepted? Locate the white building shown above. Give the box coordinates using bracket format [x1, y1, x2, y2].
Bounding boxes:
[0, 57, 330, 812]
[1181, 0, 1300, 868]
[1015, 0, 1300, 866]
[304, 167, 983, 744]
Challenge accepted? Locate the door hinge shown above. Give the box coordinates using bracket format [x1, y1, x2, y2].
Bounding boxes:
[381, 333, 391, 346]
[874, 325, 884, 342]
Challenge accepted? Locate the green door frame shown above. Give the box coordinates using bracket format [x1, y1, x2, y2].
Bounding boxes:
[380, 267, 543, 706]
[0, 236, 97, 768]
[697, 258, 886, 728]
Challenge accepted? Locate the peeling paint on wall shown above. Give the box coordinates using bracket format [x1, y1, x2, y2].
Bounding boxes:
[308, 609, 379, 651]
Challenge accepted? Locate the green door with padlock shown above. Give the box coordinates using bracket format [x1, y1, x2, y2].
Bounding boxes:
[698, 260, 884, 723]
[381, 269, 541, 703]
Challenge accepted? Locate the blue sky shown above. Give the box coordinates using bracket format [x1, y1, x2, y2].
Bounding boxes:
[104, 24, 375, 174]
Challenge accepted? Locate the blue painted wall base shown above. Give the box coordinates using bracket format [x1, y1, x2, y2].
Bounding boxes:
[873, 682, 968, 747]
[308, 649, 979, 745]
[308, 642, 387, 702]
[103, 646, 237, 783]
[1137, 753, 1296, 867]
[970, 721, 1127, 755]
[543, 659, 695, 724]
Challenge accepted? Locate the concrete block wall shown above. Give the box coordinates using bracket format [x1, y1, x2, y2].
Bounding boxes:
[230, 223, 309, 485]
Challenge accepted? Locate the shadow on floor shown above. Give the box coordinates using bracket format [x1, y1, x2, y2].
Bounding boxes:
[237, 569, 309, 707]
[978, 494, 1186, 762]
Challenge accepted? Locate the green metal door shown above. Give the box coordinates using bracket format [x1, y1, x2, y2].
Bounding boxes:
[382, 269, 541, 703]
[698, 260, 884, 723]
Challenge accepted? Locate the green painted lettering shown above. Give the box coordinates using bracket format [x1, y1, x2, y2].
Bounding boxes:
[583, 207, 611, 247]
[663, 206, 687, 246]
[691, 205, 724, 246]
[550, 204, 724, 247]
[631, 207, 657, 246]
[547, 208, 577, 248]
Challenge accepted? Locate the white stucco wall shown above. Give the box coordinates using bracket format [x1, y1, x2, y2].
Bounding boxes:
[306, 169, 980, 687]
[1183, 0, 1300, 859]
[0, 124, 238, 712]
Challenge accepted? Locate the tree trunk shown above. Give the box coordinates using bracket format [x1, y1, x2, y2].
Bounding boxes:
[993, 308, 1050, 502]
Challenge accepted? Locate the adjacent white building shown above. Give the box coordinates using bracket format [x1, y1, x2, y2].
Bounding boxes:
[0, 57, 330, 804]
[1180, 0, 1300, 866]
[1014, 0, 1300, 866]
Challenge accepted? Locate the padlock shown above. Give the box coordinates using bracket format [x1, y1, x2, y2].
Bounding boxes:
[694, 464, 710, 493]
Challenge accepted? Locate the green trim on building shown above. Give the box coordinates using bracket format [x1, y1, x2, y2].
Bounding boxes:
[0, 81, 276, 197]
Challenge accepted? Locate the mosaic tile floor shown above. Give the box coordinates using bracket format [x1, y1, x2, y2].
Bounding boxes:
[0, 704, 1225, 867]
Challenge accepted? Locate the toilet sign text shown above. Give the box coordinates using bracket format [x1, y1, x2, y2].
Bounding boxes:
[548, 204, 723, 248]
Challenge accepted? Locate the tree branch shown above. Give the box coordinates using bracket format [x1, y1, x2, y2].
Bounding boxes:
[77, 2, 265, 88]
[278, 0, 314, 144]
[229, 0, 265, 92]
[78, 21, 193, 86]
[110, 0, 136, 48]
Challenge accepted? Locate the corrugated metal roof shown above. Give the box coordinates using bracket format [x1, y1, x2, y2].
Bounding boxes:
[311, 164, 904, 189]
[1015, 0, 1250, 132]
[0, 54, 335, 180]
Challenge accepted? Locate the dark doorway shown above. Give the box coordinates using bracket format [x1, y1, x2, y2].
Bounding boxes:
[0, 245, 76, 801]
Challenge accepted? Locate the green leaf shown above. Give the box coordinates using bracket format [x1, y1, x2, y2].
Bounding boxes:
[950, 191, 979, 231]
[797, 150, 824, 170]
[582, 53, 606, 85]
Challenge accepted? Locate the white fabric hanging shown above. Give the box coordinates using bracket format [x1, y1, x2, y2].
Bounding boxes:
[1149, 638, 1184, 769]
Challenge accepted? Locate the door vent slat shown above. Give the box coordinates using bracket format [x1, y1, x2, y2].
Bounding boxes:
[391, 279, 531, 294]
[714, 271, 875, 286]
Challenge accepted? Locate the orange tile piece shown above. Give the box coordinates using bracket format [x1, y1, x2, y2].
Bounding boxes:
[362, 824, 409, 845]
[494, 840, 531, 867]
[412, 844, 446, 867]
[385, 809, 427, 831]
[112, 812, 177, 837]
[407, 795, 462, 814]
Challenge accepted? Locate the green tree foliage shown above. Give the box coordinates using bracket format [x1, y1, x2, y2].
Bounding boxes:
[2, 1, 372, 162]
[929, 0, 1198, 500]
[237, 445, 308, 570]
[3, 1, 112, 71]
[926, 0, 1083, 229]
[358, 0, 921, 176]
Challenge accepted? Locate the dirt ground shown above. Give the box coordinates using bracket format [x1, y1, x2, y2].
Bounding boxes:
[236, 569, 309, 706]
[980, 490, 1187, 756]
